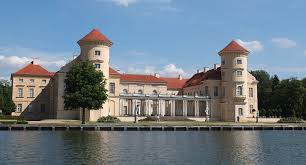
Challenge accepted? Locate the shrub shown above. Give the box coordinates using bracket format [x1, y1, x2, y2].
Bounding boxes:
[16, 120, 28, 124]
[139, 116, 194, 122]
[0, 115, 23, 120]
[278, 117, 304, 123]
[97, 116, 120, 123]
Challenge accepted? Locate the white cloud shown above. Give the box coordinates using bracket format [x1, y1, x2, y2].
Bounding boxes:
[0, 45, 70, 78]
[236, 39, 263, 52]
[127, 63, 186, 77]
[100, 0, 174, 8]
[271, 38, 297, 48]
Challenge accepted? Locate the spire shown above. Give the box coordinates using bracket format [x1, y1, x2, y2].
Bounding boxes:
[78, 29, 112, 46]
[218, 40, 249, 55]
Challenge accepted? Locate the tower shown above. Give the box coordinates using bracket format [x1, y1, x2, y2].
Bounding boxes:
[218, 40, 249, 122]
[77, 29, 113, 120]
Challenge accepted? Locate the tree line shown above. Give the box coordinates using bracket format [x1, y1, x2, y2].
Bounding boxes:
[250, 70, 306, 119]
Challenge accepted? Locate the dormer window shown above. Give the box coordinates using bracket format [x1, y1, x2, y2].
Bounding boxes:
[237, 59, 242, 65]
[95, 50, 101, 56]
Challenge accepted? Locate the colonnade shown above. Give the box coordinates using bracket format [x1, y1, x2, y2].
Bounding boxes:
[118, 95, 210, 118]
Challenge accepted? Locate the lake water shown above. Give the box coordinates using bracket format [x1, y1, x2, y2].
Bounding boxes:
[1, 131, 306, 165]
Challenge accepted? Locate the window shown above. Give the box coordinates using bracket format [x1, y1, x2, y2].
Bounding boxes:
[17, 88, 23, 97]
[41, 104, 45, 113]
[238, 108, 243, 116]
[152, 90, 158, 95]
[237, 70, 243, 77]
[249, 105, 254, 114]
[222, 60, 225, 65]
[18, 79, 24, 83]
[41, 80, 47, 84]
[29, 79, 35, 84]
[204, 86, 209, 96]
[237, 86, 243, 96]
[95, 50, 101, 55]
[249, 88, 253, 97]
[222, 87, 226, 97]
[17, 104, 22, 113]
[29, 88, 34, 98]
[109, 82, 115, 94]
[237, 59, 242, 64]
[138, 89, 143, 94]
[95, 64, 101, 69]
[28, 104, 33, 113]
[214, 86, 218, 96]
[41, 89, 47, 98]
[122, 89, 128, 94]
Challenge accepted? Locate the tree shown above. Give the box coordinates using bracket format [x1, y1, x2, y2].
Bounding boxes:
[250, 70, 272, 115]
[273, 79, 304, 118]
[0, 80, 16, 115]
[63, 61, 108, 124]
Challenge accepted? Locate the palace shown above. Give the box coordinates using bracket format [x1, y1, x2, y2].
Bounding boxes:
[11, 29, 258, 122]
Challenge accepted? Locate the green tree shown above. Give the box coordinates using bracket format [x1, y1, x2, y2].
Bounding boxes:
[273, 79, 304, 118]
[63, 61, 108, 124]
[250, 70, 272, 115]
[0, 80, 16, 115]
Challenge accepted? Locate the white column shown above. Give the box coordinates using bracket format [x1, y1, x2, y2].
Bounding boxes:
[145, 100, 150, 116]
[160, 100, 165, 116]
[119, 99, 122, 116]
[131, 99, 135, 116]
[205, 100, 210, 121]
[171, 100, 175, 116]
[183, 100, 187, 117]
[195, 100, 199, 117]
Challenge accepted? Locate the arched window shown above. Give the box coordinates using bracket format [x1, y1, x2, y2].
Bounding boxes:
[237, 86, 243, 96]
[122, 89, 128, 94]
[152, 90, 158, 95]
[138, 89, 143, 94]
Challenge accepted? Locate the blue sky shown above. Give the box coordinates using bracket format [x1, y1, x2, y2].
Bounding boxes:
[0, 0, 306, 79]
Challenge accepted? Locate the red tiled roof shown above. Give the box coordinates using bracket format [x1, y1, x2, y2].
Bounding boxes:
[78, 29, 112, 43]
[109, 67, 120, 75]
[160, 77, 188, 90]
[120, 74, 167, 84]
[13, 62, 54, 77]
[184, 68, 221, 87]
[219, 40, 249, 54]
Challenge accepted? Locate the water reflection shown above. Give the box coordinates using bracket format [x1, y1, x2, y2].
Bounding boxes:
[1, 131, 306, 165]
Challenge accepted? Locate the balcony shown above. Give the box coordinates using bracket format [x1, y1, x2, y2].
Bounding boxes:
[234, 95, 246, 102]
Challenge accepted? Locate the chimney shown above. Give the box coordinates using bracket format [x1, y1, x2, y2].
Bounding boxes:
[32, 58, 38, 65]
[154, 73, 160, 78]
[203, 67, 209, 73]
[213, 64, 220, 70]
[178, 74, 183, 80]
[197, 69, 200, 74]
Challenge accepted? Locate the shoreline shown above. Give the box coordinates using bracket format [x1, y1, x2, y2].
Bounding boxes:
[1, 124, 306, 131]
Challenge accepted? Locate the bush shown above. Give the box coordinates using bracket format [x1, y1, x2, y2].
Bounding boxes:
[0, 115, 23, 120]
[139, 116, 194, 122]
[278, 117, 304, 123]
[16, 120, 28, 124]
[97, 116, 120, 123]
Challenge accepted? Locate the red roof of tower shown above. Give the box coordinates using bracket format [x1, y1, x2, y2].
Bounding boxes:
[219, 40, 249, 54]
[78, 29, 112, 43]
[13, 62, 54, 77]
